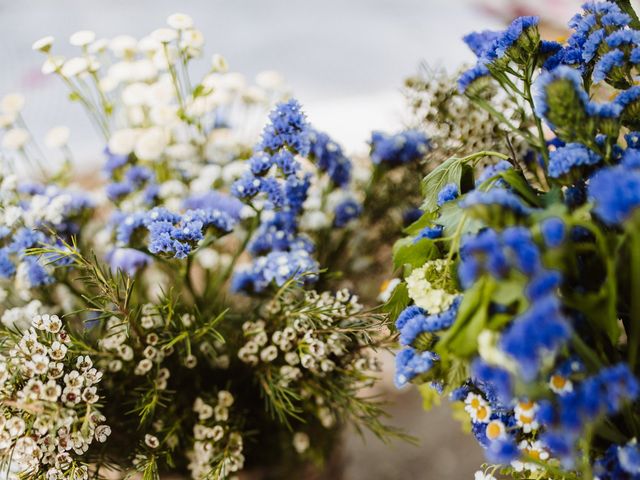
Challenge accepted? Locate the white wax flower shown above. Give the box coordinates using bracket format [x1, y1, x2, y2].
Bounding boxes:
[41, 56, 65, 75]
[61, 57, 89, 77]
[108, 128, 139, 155]
[134, 127, 168, 160]
[150, 28, 178, 44]
[32, 35, 54, 53]
[44, 126, 70, 149]
[69, 30, 96, 47]
[167, 13, 194, 30]
[256, 70, 285, 90]
[211, 54, 228, 73]
[109, 35, 137, 57]
[1, 94, 25, 115]
[2, 128, 29, 150]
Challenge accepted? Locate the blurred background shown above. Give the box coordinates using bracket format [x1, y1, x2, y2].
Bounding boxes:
[0, 0, 634, 477]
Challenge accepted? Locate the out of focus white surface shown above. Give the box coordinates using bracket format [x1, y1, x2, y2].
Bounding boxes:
[0, 0, 504, 163]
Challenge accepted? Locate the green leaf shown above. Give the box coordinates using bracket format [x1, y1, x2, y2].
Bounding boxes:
[614, 0, 640, 29]
[418, 382, 442, 410]
[436, 277, 494, 357]
[403, 210, 438, 236]
[382, 282, 409, 322]
[437, 201, 483, 238]
[392, 237, 439, 270]
[495, 169, 541, 207]
[420, 155, 465, 212]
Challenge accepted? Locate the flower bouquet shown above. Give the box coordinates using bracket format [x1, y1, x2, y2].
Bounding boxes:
[0, 14, 437, 480]
[391, 0, 640, 478]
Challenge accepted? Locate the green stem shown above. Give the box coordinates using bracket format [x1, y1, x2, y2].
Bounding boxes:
[628, 228, 640, 370]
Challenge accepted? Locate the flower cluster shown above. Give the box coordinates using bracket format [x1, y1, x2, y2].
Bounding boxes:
[0, 12, 417, 479]
[391, 2, 640, 478]
[0, 314, 110, 479]
[188, 392, 244, 479]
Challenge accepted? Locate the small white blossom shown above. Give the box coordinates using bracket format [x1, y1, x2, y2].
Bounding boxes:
[69, 30, 96, 47]
[2, 128, 29, 150]
[44, 126, 71, 149]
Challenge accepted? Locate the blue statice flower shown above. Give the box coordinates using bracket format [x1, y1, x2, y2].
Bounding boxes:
[459, 228, 509, 288]
[414, 224, 443, 243]
[103, 149, 129, 173]
[308, 129, 352, 187]
[540, 364, 639, 466]
[394, 348, 439, 387]
[105, 182, 133, 201]
[436, 183, 458, 206]
[593, 49, 625, 82]
[500, 295, 570, 381]
[249, 152, 273, 175]
[182, 191, 244, 221]
[547, 143, 601, 178]
[581, 28, 605, 63]
[606, 29, 640, 48]
[117, 207, 235, 259]
[398, 296, 462, 346]
[622, 147, 640, 168]
[493, 16, 539, 58]
[0, 247, 16, 278]
[333, 198, 362, 227]
[533, 66, 590, 128]
[463, 30, 501, 58]
[475, 160, 513, 185]
[457, 64, 490, 94]
[231, 173, 262, 199]
[231, 249, 319, 293]
[106, 248, 151, 276]
[615, 85, 640, 111]
[525, 269, 562, 301]
[471, 359, 513, 405]
[396, 305, 427, 330]
[632, 47, 640, 63]
[459, 188, 531, 217]
[618, 440, 640, 475]
[588, 165, 640, 225]
[502, 226, 541, 275]
[259, 99, 311, 155]
[370, 130, 430, 165]
[541, 217, 566, 247]
[485, 437, 519, 464]
[24, 256, 53, 287]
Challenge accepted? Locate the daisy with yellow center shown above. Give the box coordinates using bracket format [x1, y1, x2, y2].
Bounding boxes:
[549, 374, 573, 394]
[511, 440, 550, 472]
[484, 419, 506, 441]
[514, 400, 539, 433]
[464, 393, 492, 423]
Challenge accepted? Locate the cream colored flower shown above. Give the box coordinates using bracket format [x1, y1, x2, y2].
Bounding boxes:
[134, 127, 168, 160]
[211, 54, 228, 73]
[108, 128, 138, 155]
[61, 57, 89, 77]
[32, 35, 54, 53]
[1, 94, 25, 115]
[167, 13, 194, 30]
[69, 30, 96, 47]
[41, 56, 65, 75]
[256, 70, 284, 90]
[44, 126, 70, 149]
[2, 128, 29, 150]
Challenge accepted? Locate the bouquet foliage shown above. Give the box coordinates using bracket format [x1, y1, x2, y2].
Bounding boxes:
[392, 1, 640, 478]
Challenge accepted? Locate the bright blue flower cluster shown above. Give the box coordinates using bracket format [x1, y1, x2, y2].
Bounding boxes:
[106, 248, 151, 276]
[115, 207, 235, 259]
[369, 130, 430, 165]
[459, 188, 531, 217]
[538, 363, 640, 467]
[231, 249, 318, 293]
[589, 164, 640, 225]
[104, 150, 159, 205]
[394, 348, 440, 388]
[259, 99, 311, 155]
[0, 184, 93, 286]
[308, 129, 353, 187]
[459, 16, 539, 92]
[333, 198, 362, 227]
[436, 183, 459, 206]
[394, 298, 462, 386]
[397, 296, 462, 346]
[547, 142, 601, 178]
[230, 100, 324, 292]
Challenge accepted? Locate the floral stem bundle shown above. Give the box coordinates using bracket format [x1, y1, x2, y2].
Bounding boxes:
[392, 1, 640, 478]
